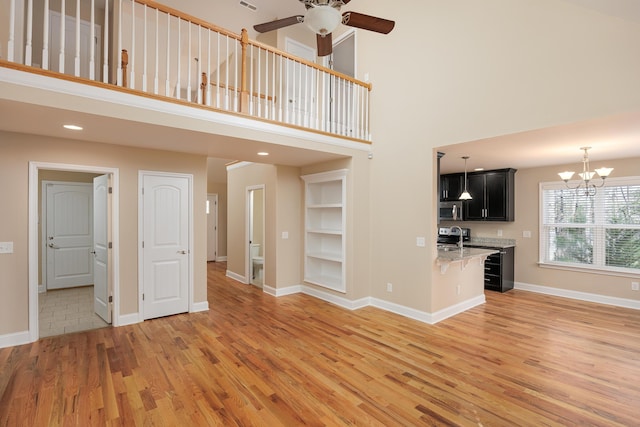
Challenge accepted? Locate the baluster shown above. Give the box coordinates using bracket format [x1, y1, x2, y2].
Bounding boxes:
[142, 3, 147, 92]
[89, 0, 95, 80]
[59, 0, 65, 73]
[102, 0, 109, 83]
[117, 0, 122, 85]
[263, 48, 268, 119]
[129, 0, 135, 89]
[25, 0, 33, 65]
[153, 7, 158, 94]
[216, 32, 220, 108]
[176, 18, 181, 99]
[256, 46, 260, 117]
[187, 21, 192, 103]
[304, 64, 310, 127]
[271, 51, 276, 120]
[7, 0, 15, 61]
[42, 0, 49, 69]
[297, 61, 302, 125]
[165, 12, 170, 96]
[74, 0, 80, 76]
[278, 54, 283, 122]
[233, 35, 238, 111]
[224, 35, 229, 110]
[121, 49, 128, 88]
[249, 44, 254, 115]
[206, 29, 211, 106]
[196, 25, 201, 104]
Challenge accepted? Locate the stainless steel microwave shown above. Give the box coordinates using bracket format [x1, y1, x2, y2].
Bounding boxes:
[439, 201, 464, 221]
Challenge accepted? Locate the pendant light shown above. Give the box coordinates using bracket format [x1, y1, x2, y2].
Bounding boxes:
[459, 156, 472, 200]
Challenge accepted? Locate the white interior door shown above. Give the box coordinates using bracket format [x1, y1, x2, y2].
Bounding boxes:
[93, 174, 111, 323]
[49, 11, 102, 79]
[207, 194, 218, 262]
[285, 38, 316, 126]
[46, 183, 94, 290]
[142, 174, 190, 320]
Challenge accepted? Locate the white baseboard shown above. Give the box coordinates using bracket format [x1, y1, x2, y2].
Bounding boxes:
[0, 330, 31, 349]
[116, 313, 141, 327]
[369, 297, 432, 323]
[301, 285, 370, 310]
[429, 295, 486, 324]
[191, 301, 209, 312]
[226, 270, 246, 284]
[263, 284, 303, 297]
[515, 282, 640, 310]
[216, 256, 228, 262]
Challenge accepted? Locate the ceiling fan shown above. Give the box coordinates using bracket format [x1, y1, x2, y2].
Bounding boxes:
[253, 0, 395, 56]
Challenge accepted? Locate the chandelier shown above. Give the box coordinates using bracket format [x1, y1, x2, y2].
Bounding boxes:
[558, 147, 613, 196]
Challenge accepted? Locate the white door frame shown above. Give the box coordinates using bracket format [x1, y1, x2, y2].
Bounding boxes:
[28, 162, 120, 342]
[245, 185, 265, 285]
[207, 193, 218, 262]
[138, 171, 194, 322]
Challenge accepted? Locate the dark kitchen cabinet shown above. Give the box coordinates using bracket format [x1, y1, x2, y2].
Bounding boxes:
[464, 168, 516, 221]
[439, 173, 464, 201]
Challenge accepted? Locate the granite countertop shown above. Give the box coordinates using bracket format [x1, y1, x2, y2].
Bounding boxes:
[466, 238, 516, 249]
[436, 246, 499, 262]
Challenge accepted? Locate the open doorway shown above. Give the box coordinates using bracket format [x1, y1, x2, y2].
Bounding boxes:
[247, 186, 265, 288]
[207, 193, 218, 262]
[29, 162, 119, 341]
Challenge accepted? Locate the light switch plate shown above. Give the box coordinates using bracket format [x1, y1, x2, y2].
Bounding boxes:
[282, 231, 289, 239]
[416, 237, 426, 247]
[0, 242, 14, 254]
[523, 231, 532, 238]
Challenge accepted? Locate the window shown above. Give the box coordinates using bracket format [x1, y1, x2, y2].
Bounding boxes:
[540, 177, 640, 274]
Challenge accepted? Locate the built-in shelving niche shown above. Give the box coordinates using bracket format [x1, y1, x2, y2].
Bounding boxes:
[301, 169, 348, 293]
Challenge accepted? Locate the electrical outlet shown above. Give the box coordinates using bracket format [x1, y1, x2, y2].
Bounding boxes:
[632, 282, 639, 291]
[456, 284, 461, 295]
[523, 231, 532, 238]
[387, 283, 393, 292]
[281, 231, 289, 239]
[416, 237, 426, 247]
[497, 229, 503, 237]
[0, 242, 14, 254]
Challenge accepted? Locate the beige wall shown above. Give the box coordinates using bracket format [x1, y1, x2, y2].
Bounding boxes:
[355, 0, 640, 313]
[274, 166, 302, 288]
[448, 156, 640, 301]
[0, 132, 208, 335]
[207, 182, 227, 258]
[226, 163, 277, 285]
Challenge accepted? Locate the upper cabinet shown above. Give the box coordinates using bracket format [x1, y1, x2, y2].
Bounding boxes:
[439, 173, 464, 201]
[463, 169, 517, 221]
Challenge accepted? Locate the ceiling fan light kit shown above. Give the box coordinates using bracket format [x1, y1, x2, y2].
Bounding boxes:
[253, 0, 395, 56]
[305, 5, 341, 35]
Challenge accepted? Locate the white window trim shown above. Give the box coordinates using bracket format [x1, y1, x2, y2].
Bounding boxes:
[538, 176, 640, 276]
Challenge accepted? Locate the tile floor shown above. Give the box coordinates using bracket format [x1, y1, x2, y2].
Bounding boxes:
[39, 286, 110, 337]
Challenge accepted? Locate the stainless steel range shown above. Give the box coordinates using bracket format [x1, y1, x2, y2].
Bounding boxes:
[437, 227, 470, 246]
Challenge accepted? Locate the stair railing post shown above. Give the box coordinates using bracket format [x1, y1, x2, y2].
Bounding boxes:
[121, 49, 128, 87]
[239, 28, 250, 114]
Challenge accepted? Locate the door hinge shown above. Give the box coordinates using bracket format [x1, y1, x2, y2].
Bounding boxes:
[108, 242, 112, 249]
[108, 295, 113, 303]
[108, 186, 113, 194]
[142, 188, 144, 195]
[142, 241, 144, 248]
[142, 293, 145, 301]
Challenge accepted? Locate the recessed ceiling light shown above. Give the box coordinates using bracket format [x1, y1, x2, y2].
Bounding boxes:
[257, 152, 269, 156]
[63, 124, 83, 131]
[474, 167, 484, 171]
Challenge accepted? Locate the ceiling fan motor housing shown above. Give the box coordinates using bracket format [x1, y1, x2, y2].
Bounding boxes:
[305, 5, 342, 35]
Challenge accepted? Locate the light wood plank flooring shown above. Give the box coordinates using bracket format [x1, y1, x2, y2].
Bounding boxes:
[1, 261, 639, 426]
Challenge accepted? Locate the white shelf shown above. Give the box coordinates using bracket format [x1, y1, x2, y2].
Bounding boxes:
[301, 169, 347, 293]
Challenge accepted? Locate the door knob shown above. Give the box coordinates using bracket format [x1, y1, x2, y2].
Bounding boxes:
[48, 243, 60, 249]
[90, 250, 96, 255]
[178, 250, 187, 254]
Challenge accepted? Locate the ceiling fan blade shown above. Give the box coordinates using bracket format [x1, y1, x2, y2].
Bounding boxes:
[254, 15, 304, 33]
[316, 33, 333, 57]
[342, 12, 395, 34]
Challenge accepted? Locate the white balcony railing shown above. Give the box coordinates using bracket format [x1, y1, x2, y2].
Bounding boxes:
[1, 0, 372, 141]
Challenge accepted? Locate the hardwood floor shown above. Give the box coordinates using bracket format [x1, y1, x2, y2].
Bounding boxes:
[1, 262, 639, 426]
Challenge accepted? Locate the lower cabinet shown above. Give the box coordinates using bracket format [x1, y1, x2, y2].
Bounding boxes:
[468, 245, 514, 292]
